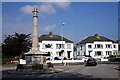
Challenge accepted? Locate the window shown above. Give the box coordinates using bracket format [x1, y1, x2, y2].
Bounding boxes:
[113, 45, 116, 48]
[95, 44, 103, 48]
[67, 44, 71, 49]
[95, 51, 102, 56]
[56, 44, 64, 49]
[56, 44, 59, 49]
[113, 51, 118, 55]
[80, 45, 82, 50]
[88, 50, 92, 56]
[84, 52, 86, 56]
[88, 45, 92, 48]
[42, 43, 45, 49]
[61, 44, 64, 49]
[44, 44, 53, 48]
[59, 52, 62, 56]
[106, 44, 112, 48]
[106, 51, 112, 55]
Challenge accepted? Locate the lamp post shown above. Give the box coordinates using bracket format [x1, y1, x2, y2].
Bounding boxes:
[60, 22, 65, 58]
[61, 23, 65, 49]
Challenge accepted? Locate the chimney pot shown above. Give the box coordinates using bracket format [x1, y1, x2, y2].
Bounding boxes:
[94, 33, 100, 38]
[49, 32, 53, 37]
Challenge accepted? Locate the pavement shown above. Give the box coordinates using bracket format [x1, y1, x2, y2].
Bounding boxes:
[1, 64, 82, 79]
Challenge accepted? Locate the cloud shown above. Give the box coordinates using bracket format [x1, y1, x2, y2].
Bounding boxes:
[41, 0, 71, 9]
[43, 24, 56, 32]
[20, 1, 71, 15]
[20, 5, 35, 14]
[20, 4, 56, 15]
[53, 2, 71, 9]
[39, 4, 56, 14]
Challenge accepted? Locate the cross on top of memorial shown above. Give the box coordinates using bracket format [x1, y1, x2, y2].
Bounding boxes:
[32, 7, 38, 18]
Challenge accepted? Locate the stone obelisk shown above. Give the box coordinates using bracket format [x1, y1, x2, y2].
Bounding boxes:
[32, 7, 39, 51]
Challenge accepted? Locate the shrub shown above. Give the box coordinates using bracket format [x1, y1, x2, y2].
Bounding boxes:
[108, 55, 120, 62]
[2, 56, 19, 65]
[47, 62, 53, 68]
[114, 58, 120, 61]
[16, 64, 23, 71]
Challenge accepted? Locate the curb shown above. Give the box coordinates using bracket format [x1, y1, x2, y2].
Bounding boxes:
[5, 68, 63, 75]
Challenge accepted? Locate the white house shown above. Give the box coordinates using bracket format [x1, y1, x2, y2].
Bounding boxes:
[38, 32, 74, 61]
[76, 34, 118, 60]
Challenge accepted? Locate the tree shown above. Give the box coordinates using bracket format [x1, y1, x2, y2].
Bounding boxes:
[116, 40, 120, 51]
[2, 33, 32, 59]
[74, 46, 77, 51]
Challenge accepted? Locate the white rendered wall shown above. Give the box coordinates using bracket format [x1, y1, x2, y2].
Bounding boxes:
[38, 41, 73, 60]
[76, 41, 118, 59]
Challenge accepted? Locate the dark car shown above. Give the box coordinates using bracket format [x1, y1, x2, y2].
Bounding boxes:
[85, 58, 97, 66]
[54, 57, 61, 60]
[83, 55, 92, 62]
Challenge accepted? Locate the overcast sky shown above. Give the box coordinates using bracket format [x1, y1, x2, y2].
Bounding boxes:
[1, 2, 119, 44]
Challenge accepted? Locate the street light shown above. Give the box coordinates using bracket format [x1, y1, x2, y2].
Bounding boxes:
[61, 23, 65, 52]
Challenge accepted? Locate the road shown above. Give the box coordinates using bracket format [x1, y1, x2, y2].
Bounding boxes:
[67, 64, 119, 78]
[1, 63, 120, 80]
[47, 64, 119, 78]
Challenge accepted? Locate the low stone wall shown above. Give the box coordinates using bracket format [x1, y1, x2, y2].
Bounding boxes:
[46, 60, 84, 64]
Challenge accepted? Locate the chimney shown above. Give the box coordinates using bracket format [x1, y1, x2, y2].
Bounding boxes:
[49, 32, 53, 37]
[94, 33, 100, 38]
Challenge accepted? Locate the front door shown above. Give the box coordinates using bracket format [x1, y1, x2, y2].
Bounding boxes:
[88, 51, 92, 56]
[67, 51, 71, 59]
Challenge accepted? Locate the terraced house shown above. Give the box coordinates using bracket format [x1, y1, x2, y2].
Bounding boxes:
[76, 34, 118, 60]
[38, 32, 74, 61]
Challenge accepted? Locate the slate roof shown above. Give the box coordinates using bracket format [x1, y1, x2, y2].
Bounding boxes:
[77, 34, 117, 44]
[38, 34, 73, 43]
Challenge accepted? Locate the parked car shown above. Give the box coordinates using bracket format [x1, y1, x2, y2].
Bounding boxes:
[85, 58, 97, 66]
[46, 56, 53, 60]
[54, 57, 61, 60]
[108, 55, 120, 62]
[83, 55, 92, 62]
